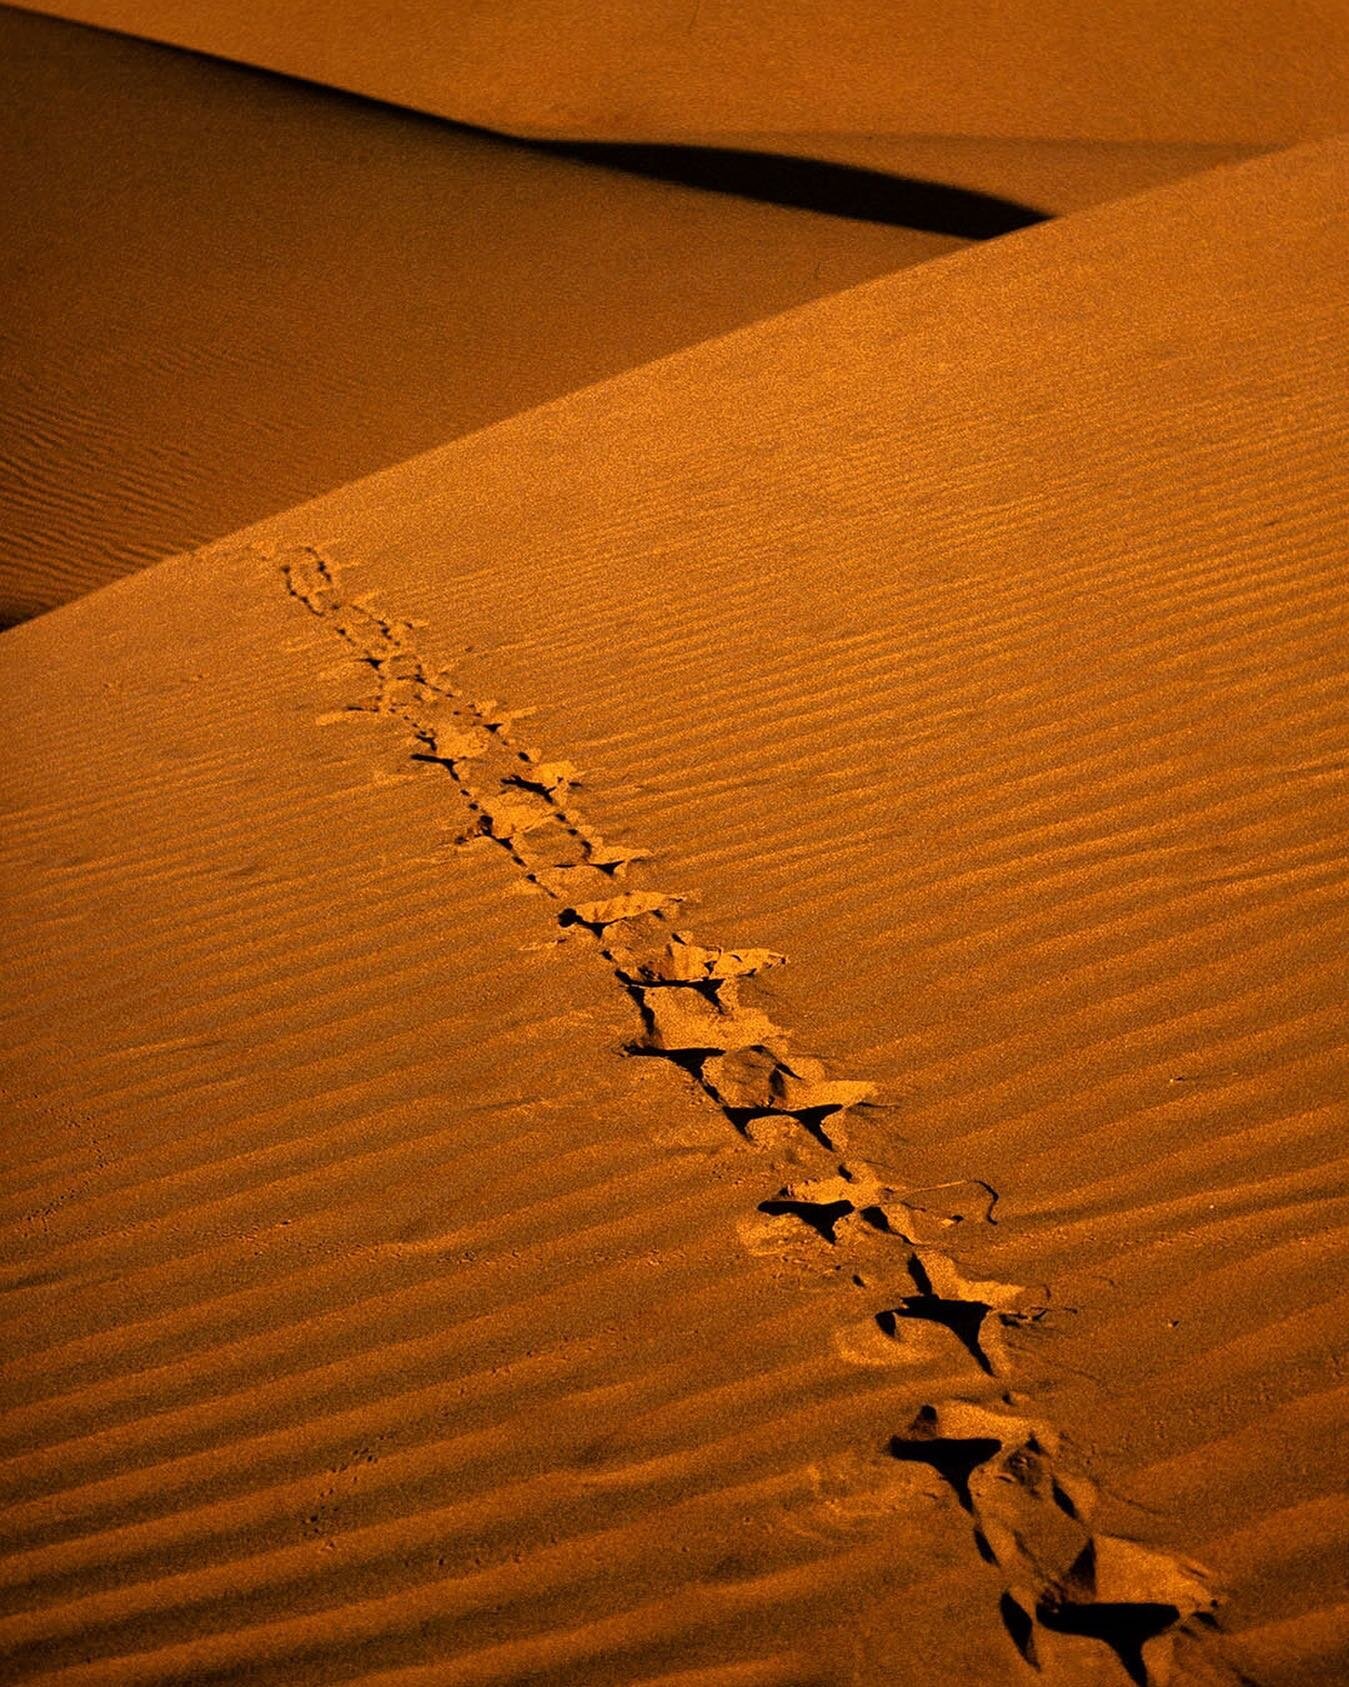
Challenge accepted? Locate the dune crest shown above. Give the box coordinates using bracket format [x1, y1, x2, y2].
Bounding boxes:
[0, 7, 964, 627]
[11, 0, 1349, 143]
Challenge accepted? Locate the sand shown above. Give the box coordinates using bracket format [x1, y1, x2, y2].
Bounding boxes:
[11, 0, 1349, 144]
[2, 9, 1274, 632]
[2, 131, 1345, 1686]
[1, 7, 977, 627]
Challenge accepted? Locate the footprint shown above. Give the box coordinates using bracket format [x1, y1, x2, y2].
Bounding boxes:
[877, 1252, 1045, 1375]
[754, 1170, 903, 1249]
[636, 981, 782, 1053]
[888, 1400, 1015, 1512]
[426, 723, 490, 763]
[624, 931, 787, 983]
[890, 1401, 1212, 1684]
[703, 1045, 875, 1118]
[756, 1196, 859, 1244]
[508, 759, 580, 794]
[562, 892, 685, 929]
[481, 800, 553, 841]
[584, 841, 653, 875]
[473, 699, 537, 732]
[1037, 1536, 1216, 1687]
[531, 865, 621, 902]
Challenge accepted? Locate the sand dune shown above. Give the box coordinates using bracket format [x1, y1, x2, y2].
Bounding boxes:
[0, 8, 971, 628]
[12, 0, 1349, 144]
[2, 139, 1345, 1683]
[2, 9, 1284, 629]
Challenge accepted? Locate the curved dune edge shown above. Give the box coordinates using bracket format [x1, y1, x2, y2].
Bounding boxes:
[0, 6, 969, 630]
[659, 134, 1267, 219]
[2, 139, 1347, 1684]
[1, 10, 1267, 632]
[9, 0, 1349, 144]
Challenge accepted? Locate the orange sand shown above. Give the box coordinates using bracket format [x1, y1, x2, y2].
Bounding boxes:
[11, 0, 1349, 143]
[2, 132, 1346, 1686]
[3, 8, 1279, 630]
[1, 8, 969, 626]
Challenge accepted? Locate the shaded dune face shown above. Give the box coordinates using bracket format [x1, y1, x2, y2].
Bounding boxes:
[1, 141, 1346, 1684]
[513, 139, 1051, 236]
[0, 9, 976, 628]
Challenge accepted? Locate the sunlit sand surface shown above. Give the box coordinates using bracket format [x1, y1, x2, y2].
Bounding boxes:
[1, 8, 1346, 1685]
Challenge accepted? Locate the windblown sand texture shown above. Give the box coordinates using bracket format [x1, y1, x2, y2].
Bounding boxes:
[2, 7, 1348, 1687]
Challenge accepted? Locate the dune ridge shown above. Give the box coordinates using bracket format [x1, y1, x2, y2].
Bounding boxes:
[1, 7, 1281, 629]
[11, 0, 1349, 143]
[0, 5, 965, 628]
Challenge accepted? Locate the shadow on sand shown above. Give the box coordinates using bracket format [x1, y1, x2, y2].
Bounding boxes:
[527, 138, 1051, 237]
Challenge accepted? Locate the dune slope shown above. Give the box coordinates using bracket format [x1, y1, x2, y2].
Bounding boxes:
[2, 141, 1347, 1683]
[0, 7, 961, 627]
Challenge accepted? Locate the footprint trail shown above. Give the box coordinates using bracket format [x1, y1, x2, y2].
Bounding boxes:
[279, 544, 1219, 1684]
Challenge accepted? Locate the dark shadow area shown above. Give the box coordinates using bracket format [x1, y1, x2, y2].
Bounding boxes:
[1000, 1590, 1040, 1666]
[9, 4, 1051, 241]
[888, 1415, 1002, 1512]
[531, 139, 1051, 237]
[757, 1197, 856, 1243]
[1036, 1595, 1180, 1687]
[879, 1294, 998, 1372]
